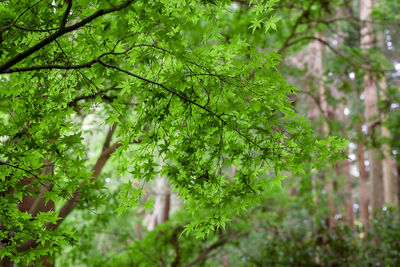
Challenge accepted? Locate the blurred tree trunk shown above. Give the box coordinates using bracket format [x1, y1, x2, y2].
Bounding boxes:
[343, 148, 354, 225]
[360, 0, 384, 212]
[379, 79, 395, 205]
[335, 99, 354, 226]
[397, 165, 400, 205]
[309, 36, 336, 228]
[0, 257, 13, 267]
[356, 121, 370, 230]
[376, 32, 396, 205]
[329, 5, 354, 226]
[147, 175, 171, 231]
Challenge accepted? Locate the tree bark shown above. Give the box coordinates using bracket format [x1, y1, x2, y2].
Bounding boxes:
[310, 36, 336, 228]
[360, 0, 385, 212]
[335, 101, 354, 226]
[376, 56, 395, 205]
[340, 149, 354, 226]
[147, 175, 171, 231]
[356, 121, 369, 230]
[397, 164, 400, 205]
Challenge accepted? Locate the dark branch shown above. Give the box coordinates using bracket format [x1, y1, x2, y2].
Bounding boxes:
[67, 93, 117, 108]
[14, 0, 45, 24]
[102, 123, 118, 152]
[2, 60, 100, 73]
[11, 24, 59, 33]
[0, 0, 134, 73]
[60, 0, 73, 28]
[98, 60, 262, 148]
[97, 60, 225, 123]
[183, 232, 248, 267]
[2, 49, 132, 73]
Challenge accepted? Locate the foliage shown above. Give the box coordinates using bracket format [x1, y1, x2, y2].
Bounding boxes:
[0, 0, 347, 264]
[1, 0, 398, 266]
[59, 184, 400, 267]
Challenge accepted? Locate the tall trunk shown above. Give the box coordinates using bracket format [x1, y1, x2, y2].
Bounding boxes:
[147, 175, 171, 231]
[356, 121, 369, 230]
[376, 46, 395, 205]
[335, 103, 354, 226]
[309, 36, 335, 228]
[397, 164, 400, 205]
[329, 70, 355, 226]
[309, 98, 320, 205]
[343, 149, 354, 226]
[360, 0, 384, 212]
[333, 5, 354, 226]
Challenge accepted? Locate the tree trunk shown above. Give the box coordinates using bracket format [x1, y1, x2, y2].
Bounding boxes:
[17, 126, 132, 253]
[376, 58, 395, 205]
[147, 175, 171, 231]
[312, 36, 336, 228]
[341, 148, 354, 226]
[356, 121, 369, 230]
[360, 0, 384, 212]
[332, 83, 354, 226]
[0, 257, 13, 267]
[397, 164, 400, 205]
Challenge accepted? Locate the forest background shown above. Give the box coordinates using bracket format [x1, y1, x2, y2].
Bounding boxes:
[0, 0, 399, 266]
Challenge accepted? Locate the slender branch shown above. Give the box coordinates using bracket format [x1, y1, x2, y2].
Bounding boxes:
[0, 161, 51, 190]
[52, 142, 122, 228]
[14, 0, 45, 24]
[67, 92, 117, 108]
[49, 136, 142, 229]
[299, 89, 329, 123]
[11, 24, 59, 33]
[183, 232, 248, 267]
[171, 226, 184, 267]
[2, 60, 100, 73]
[98, 60, 262, 148]
[278, 1, 315, 55]
[97, 60, 225, 120]
[60, 0, 73, 28]
[2, 49, 131, 73]
[4, 47, 261, 148]
[0, 0, 135, 73]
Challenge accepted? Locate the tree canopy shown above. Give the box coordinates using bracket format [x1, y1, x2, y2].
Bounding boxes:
[2, 0, 399, 266]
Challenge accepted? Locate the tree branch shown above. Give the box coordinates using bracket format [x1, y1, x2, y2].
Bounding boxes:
[183, 232, 248, 267]
[102, 123, 118, 152]
[2, 46, 134, 74]
[17, 133, 141, 253]
[98, 60, 261, 148]
[0, 0, 134, 73]
[2, 60, 100, 73]
[60, 0, 73, 28]
[171, 226, 184, 267]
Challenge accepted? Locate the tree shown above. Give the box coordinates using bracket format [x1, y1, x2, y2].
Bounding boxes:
[360, 0, 385, 212]
[0, 0, 344, 264]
